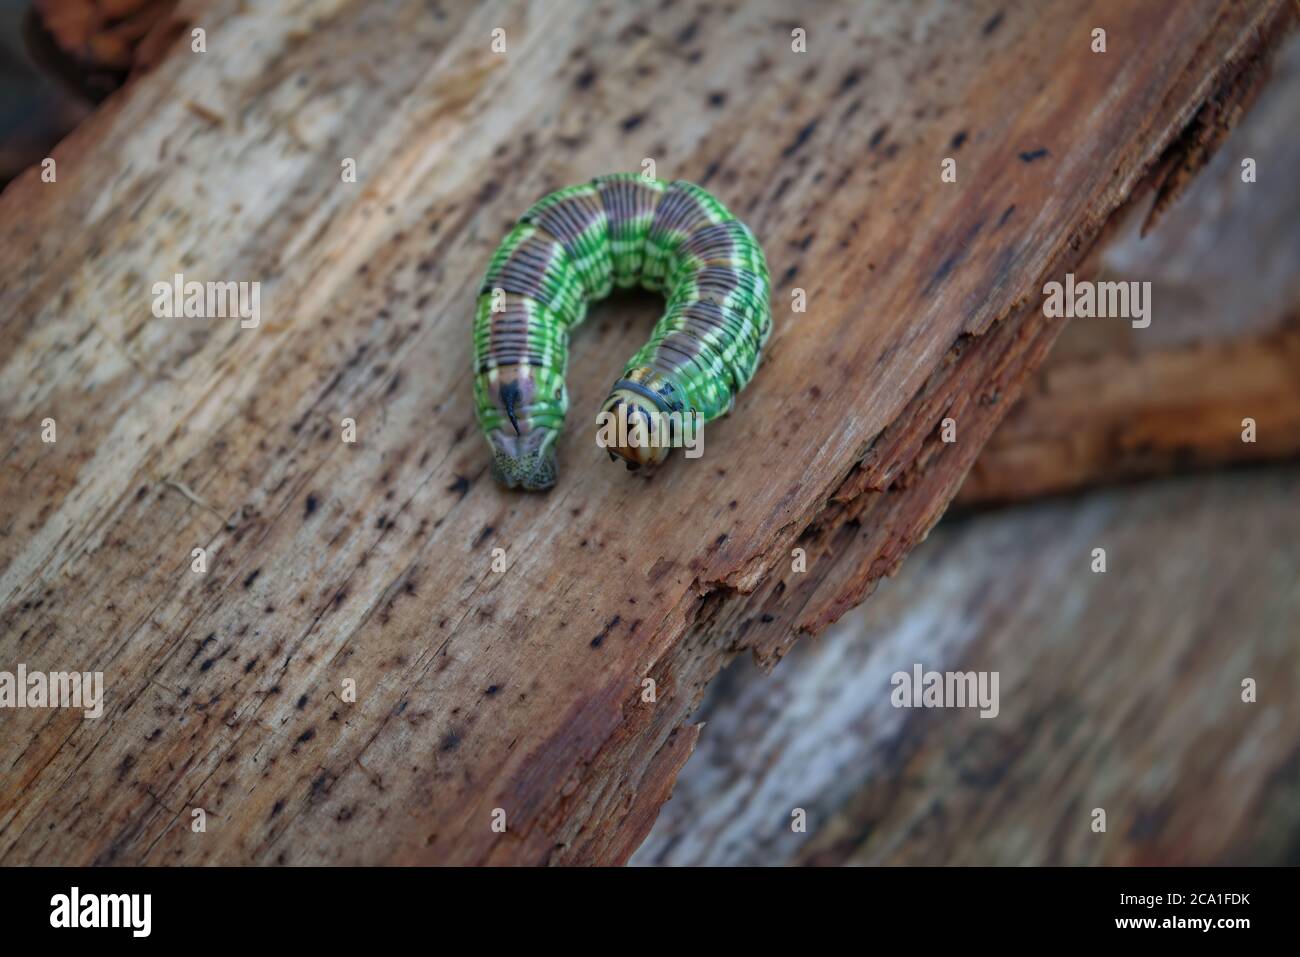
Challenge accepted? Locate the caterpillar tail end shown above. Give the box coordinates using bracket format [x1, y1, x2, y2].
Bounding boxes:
[486, 427, 559, 491]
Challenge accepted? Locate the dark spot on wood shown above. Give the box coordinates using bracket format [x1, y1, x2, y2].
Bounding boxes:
[115, 753, 136, 782]
[924, 218, 984, 295]
[997, 204, 1016, 227]
[473, 525, 494, 547]
[591, 614, 621, 648]
[310, 771, 332, 799]
[760, 613, 776, 623]
[243, 657, 259, 674]
[928, 252, 961, 292]
[983, 11, 1004, 35]
[297, 694, 308, 709]
[243, 568, 260, 588]
[950, 130, 968, 150]
[440, 729, 462, 751]
[485, 684, 500, 696]
[448, 475, 470, 499]
[295, 728, 315, 745]
[574, 66, 597, 90]
[271, 799, 285, 817]
[707, 90, 726, 107]
[838, 67, 863, 94]
[186, 632, 217, 667]
[869, 125, 889, 149]
[1019, 147, 1049, 163]
[781, 118, 818, 158]
[304, 494, 319, 517]
[620, 112, 646, 132]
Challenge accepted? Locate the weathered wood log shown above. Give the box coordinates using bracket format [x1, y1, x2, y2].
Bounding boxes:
[960, 34, 1300, 505]
[3, 0, 184, 187]
[0, 7, 94, 187]
[958, 321, 1300, 505]
[33, 0, 184, 76]
[634, 464, 1300, 866]
[0, 0, 1292, 865]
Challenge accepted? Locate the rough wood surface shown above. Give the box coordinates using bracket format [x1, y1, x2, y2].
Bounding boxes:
[961, 34, 1300, 504]
[0, 0, 1291, 865]
[635, 464, 1300, 866]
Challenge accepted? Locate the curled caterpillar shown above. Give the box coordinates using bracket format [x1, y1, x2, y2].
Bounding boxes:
[472, 173, 771, 490]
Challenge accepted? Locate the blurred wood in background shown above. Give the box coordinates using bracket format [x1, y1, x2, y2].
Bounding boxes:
[0, 0, 184, 186]
[34, 0, 184, 77]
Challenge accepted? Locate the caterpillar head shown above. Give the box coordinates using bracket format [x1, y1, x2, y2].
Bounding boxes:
[597, 372, 682, 472]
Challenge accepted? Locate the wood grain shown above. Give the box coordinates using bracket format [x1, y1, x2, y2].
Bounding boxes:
[0, 0, 1291, 864]
[635, 464, 1300, 866]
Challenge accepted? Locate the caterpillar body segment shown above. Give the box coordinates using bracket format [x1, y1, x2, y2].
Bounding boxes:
[472, 174, 771, 490]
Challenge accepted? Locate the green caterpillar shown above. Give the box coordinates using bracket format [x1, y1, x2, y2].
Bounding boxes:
[472, 173, 771, 490]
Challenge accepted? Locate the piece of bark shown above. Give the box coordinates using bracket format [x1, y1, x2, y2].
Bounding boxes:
[0, 0, 1292, 865]
[634, 464, 1300, 866]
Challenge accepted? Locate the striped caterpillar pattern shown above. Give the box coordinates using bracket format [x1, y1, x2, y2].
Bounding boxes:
[472, 173, 772, 490]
